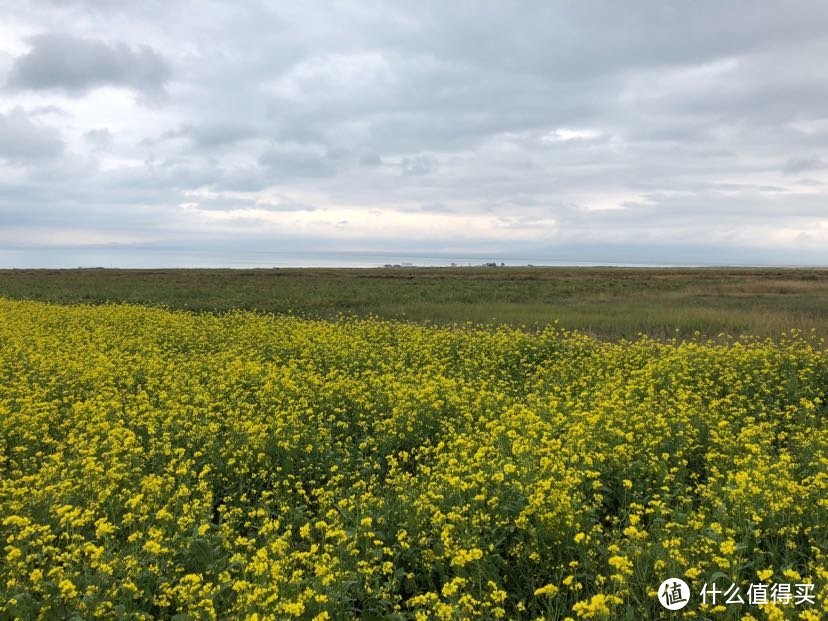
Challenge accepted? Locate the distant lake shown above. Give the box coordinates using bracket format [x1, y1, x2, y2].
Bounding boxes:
[0, 247, 711, 269]
[1, 246, 819, 269]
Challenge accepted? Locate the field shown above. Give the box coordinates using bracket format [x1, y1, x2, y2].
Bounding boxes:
[1, 291, 827, 619]
[1, 267, 827, 340]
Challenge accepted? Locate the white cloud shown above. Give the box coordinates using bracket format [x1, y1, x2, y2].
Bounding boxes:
[541, 128, 603, 143]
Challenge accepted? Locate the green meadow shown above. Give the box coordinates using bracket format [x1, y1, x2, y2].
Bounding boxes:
[0, 267, 825, 340]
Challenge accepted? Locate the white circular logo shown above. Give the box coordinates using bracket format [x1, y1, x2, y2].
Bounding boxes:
[658, 578, 690, 610]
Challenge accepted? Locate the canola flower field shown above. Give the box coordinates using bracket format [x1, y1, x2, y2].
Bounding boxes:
[1, 298, 827, 620]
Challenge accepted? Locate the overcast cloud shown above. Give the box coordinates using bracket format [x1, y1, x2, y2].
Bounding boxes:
[1, 1, 827, 267]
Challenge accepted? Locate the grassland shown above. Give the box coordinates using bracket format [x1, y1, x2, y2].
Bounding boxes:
[0, 267, 826, 340]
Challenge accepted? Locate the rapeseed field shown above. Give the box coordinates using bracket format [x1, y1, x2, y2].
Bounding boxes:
[1, 298, 826, 620]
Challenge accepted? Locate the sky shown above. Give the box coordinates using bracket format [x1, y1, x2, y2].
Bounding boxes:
[1, 1, 827, 267]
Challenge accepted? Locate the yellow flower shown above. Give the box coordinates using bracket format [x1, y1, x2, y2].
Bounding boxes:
[144, 540, 163, 555]
[58, 579, 78, 600]
[534, 583, 559, 598]
[451, 547, 484, 567]
[719, 539, 737, 555]
[608, 555, 633, 575]
[572, 593, 622, 619]
[0, 298, 825, 619]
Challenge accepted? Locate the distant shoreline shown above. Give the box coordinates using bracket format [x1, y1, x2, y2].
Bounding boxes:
[3, 264, 828, 271]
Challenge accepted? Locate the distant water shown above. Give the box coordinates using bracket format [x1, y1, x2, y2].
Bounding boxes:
[214, 250, 696, 269]
[1, 247, 818, 269]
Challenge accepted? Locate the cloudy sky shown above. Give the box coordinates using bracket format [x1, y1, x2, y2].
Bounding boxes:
[1, 1, 828, 267]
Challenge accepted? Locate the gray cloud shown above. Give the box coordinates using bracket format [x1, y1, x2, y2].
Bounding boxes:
[783, 156, 827, 174]
[191, 195, 317, 212]
[401, 155, 437, 176]
[146, 122, 259, 149]
[1, 1, 828, 266]
[359, 152, 383, 167]
[84, 127, 113, 150]
[7, 33, 170, 96]
[258, 146, 337, 181]
[0, 108, 63, 161]
[419, 203, 454, 214]
[187, 123, 258, 148]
